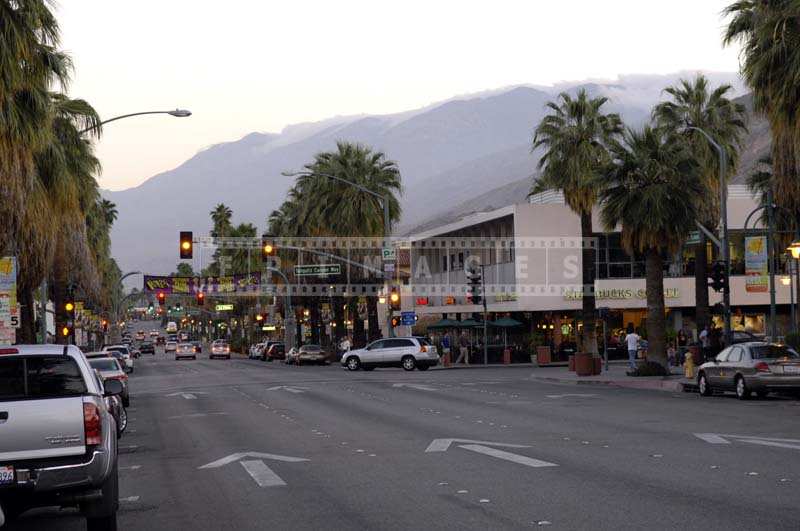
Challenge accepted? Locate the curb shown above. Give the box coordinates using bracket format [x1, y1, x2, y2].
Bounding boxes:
[528, 376, 694, 394]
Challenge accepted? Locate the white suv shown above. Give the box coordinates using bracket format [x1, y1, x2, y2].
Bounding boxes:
[342, 337, 438, 372]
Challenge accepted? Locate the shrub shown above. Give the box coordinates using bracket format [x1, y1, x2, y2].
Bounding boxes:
[626, 361, 669, 377]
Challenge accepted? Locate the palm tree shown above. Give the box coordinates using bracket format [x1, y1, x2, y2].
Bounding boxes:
[210, 203, 233, 237]
[531, 89, 623, 355]
[99, 199, 118, 227]
[600, 127, 703, 368]
[653, 75, 747, 331]
[724, 2, 800, 219]
[294, 141, 403, 342]
[0, 1, 67, 257]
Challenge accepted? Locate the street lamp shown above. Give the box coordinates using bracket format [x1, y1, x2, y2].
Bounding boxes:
[79, 109, 192, 135]
[686, 126, 732, 346]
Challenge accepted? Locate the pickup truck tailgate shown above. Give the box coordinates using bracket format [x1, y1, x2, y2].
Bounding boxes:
[0, 353, 90, 461]
[0, 397, 86, 460]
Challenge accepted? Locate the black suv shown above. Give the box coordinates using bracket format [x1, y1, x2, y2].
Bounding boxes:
[139, 341, 155, 355]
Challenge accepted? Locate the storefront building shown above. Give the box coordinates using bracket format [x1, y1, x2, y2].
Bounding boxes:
[403, 185, 797, 355]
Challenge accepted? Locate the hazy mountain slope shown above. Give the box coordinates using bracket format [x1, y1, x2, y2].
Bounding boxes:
[105, 72, 750, 276]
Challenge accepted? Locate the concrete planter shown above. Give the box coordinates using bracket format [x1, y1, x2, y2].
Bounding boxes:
[536, 346, 551, 366]
[575, 352, 594, 376]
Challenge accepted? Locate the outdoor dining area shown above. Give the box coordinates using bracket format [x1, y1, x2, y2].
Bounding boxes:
[424, 316, 528, 365]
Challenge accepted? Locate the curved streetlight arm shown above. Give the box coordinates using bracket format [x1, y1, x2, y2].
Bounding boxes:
[79, 110, 191, 135]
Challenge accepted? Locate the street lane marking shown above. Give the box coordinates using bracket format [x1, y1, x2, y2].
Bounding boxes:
[694, 433, 730, 444]
[120, 465, 141, 471]
[458, 444, 558, 468]
[392, 383, 437, 391]
[167, 412, 228, 420]
[267, 385, 308, 394]
[694, 433, 800, 450]
[738, 439, 800, 451]
[545, 393, 597, 399]
[166, 391, 208, 400]
[199, 452, 309, 469]
[120, 496, 140, 503]
[240, 460, 286, 487]
[426, 438, 529, 453]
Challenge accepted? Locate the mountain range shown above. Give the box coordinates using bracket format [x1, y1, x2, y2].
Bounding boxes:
[103, 72, 752, 277]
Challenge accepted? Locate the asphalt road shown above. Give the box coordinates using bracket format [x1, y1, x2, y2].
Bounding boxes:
[7, 323, 800, 530]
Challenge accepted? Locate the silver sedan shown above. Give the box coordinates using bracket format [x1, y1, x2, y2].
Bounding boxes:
[697, 342, 800, 399]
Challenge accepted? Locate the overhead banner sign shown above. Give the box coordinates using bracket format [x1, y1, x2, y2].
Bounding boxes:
[745, 236, 768, 293]
[143, 273, 262, 294]
[0, 257, 18, 344]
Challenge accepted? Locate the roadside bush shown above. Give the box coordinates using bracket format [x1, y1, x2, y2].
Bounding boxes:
[626, 361, 669, 377]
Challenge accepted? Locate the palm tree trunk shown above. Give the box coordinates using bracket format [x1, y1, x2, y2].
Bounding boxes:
[367, 296, 380, 341]
[580, 211, 598, 354]
[645, 247, 667, 368]
[332, 296, 345, 343]
[18, 288, 36, 343]
[694, 235, 709, 331]
[309, 297, 321, 345]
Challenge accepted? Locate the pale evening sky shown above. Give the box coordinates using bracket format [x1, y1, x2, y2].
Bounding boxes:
[58, 0, 743, 191]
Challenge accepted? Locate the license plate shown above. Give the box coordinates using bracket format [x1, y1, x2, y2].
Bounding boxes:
[782, 365, 800, 374]
[0, 465, 14, 486]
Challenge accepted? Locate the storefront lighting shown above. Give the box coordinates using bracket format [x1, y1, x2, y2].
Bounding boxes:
[781, 276, 792, 286]
[789, 241, 800, 260]
[378, 296, 386, 304]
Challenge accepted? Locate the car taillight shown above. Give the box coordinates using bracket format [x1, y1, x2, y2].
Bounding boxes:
[0, 348, 19, 355]
[420, 346, 427, 353]
[83, 403, 102, 445]
[111, 374, 128, 381]
[755, 361, 771, 373]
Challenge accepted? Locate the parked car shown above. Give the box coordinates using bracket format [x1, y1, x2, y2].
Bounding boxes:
[265, 342, 286, 361]
[248, 343, 264, 359]
[165, 341, 177, 353]
[697, 342, 800, 399]
[101, 345, 134, 373]
[294, 344, 330, 365]
[175, 343, 197, 360]
[341, 337, 439, 371]
[88, 356, 130, 407]
[104, 392, 128, 438]
[0, 344, 122, 529]
[210, 340, 231, 360]
[139, 341, 155, 355]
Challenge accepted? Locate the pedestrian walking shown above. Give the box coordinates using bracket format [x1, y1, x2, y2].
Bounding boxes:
[442, 332, 451, 360]
[624, 323, 640, 370]
[455, 331, 470, 365]
[699, 325, 711, 363]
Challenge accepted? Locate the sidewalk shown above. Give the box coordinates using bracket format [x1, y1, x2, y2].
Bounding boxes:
[527, 364, 695, 393]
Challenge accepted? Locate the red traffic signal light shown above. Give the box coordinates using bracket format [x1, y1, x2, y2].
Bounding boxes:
[157, 291, 166, 306]
[180, 231, 193, 259]
[196, 292, 205, 306]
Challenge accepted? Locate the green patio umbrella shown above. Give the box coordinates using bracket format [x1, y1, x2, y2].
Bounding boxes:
[427, 318, 461, 329]
[489, 317, 523, 347]
[458, 319, 483, 328]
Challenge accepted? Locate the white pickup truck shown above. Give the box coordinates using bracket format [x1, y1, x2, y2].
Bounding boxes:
[0, 345, 121, 530]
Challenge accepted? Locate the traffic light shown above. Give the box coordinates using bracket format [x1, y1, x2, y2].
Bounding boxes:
[180, 231, 193, 259]
[255, 313, 264, 322]
[467, 267, 483, 305]
[61, 324, 72, 338]
[709, 261, 728, 293]
[157, 291, 166, 306]
[196, 292, 205, 306]
[389, 287, 401, 311]
[261, 236, 275, 263]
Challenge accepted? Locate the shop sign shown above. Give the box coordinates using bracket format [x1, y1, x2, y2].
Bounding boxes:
[745, 236, 768, 293]
[445, 296, 456, 305]
[564, 287, 679, 301]
[496, 292, 517, 302]
[415, 297, 429, 306]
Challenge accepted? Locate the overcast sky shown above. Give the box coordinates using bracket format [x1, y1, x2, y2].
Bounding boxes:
[59, 0, 742, 191]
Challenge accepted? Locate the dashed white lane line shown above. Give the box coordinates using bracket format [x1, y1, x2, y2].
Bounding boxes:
[120, 465, 142, 471]
[120, 496, 140, 503]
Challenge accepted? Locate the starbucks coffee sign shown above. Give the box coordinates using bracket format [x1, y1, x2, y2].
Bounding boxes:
[564, 287, 679, 301]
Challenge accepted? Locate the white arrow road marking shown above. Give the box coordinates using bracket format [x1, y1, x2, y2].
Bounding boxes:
[199, 452, 309, 469]
[165, 391, 208, 399]
[425, 438, 530, 453]
[694, 433, 800, 450]
[458, 444, 558, 468]
[240, 460, 286, 487]
[392, 383, 437, 391]
[266, 386, 308, 394]
[545, 393, 597, 399]
[168, 412, 228, 420]
[694, 433, 731, 444]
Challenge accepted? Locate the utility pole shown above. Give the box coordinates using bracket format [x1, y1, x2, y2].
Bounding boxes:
[767, 188, 777, 339]
[481, 264, 488, 365]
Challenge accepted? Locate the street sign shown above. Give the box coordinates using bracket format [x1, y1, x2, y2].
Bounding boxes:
[294, 264, 341, 277]
[216, 303, 234, 311]
[686, 230, 701, 245]
[384, 263, 395, 273]
[382, 247, 396, 261]
[401, 311, 416, 326]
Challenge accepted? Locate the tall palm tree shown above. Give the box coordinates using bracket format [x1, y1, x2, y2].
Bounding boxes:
[724, 1, 800, 219]
[210, 203, 233, 237]
[600, 127, 703, 368]
[0, 0, 70, 256]
[295, 141, 403, 342]
[531, 89, 623, 355]
[653, 75, 747, 331]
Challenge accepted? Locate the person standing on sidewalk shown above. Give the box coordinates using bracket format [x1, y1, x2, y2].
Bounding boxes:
[455, 331, 470, 365]
[699, 325, 711, 363]
[442, 332, 452, 361]
[624, 324, 640, 370]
